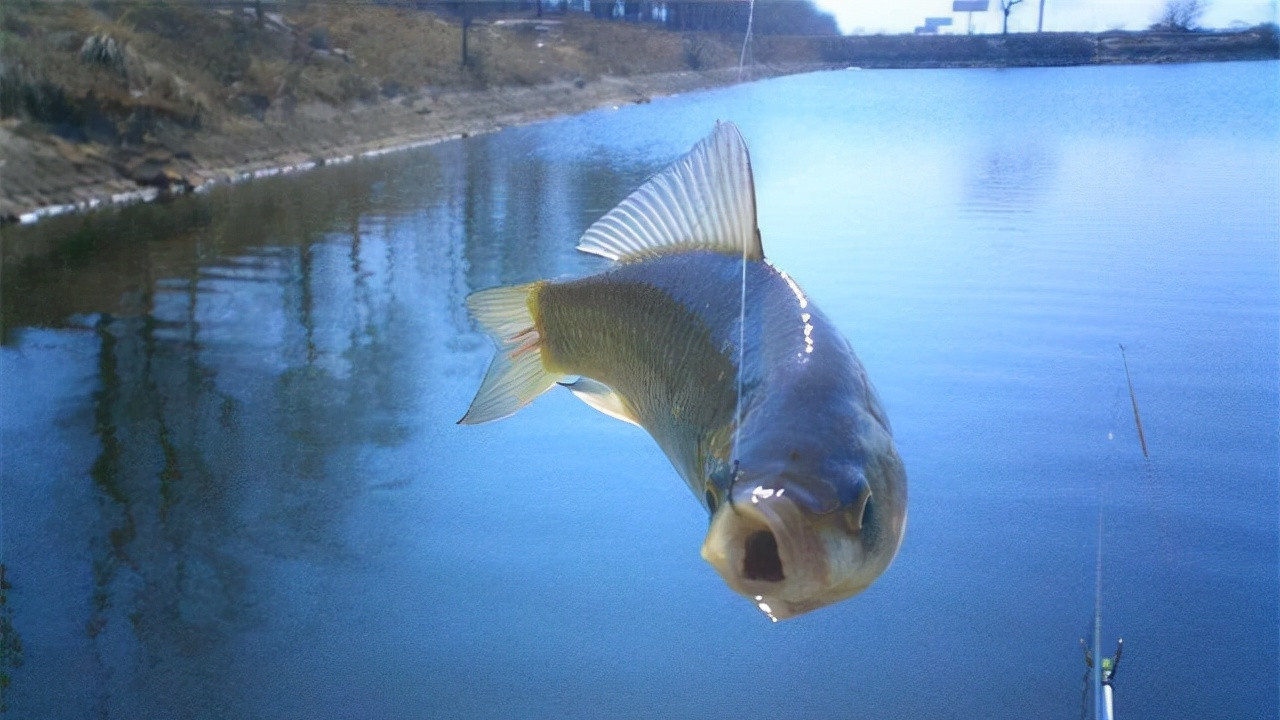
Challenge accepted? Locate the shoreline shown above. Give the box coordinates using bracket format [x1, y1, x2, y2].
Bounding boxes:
[1, 64, 824, 227]
[2, 24, 1275, 230]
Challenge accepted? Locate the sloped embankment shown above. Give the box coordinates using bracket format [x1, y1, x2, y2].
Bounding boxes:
[2, 3, 1275, 225]
[0, 4, 811, 223]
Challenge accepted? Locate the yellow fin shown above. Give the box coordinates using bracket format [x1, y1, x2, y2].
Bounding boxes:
[576, 121, 764, 263]
[459, 282, 559, 425]
[560, 378, 641, 427]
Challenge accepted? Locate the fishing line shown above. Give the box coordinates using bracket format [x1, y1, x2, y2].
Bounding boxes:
[738, 0, 756, 80]
[1084, 361, 1126, 720]
[729, 0, 755, 503]
[1085, 344, 1162, 718]
[732, 234, 749, 449]
[729, 202, 749, 505]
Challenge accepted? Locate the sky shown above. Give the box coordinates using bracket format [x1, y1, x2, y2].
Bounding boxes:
[809, 0, 1279, 34]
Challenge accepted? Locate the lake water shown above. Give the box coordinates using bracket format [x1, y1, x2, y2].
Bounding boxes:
[1, 61, 1276, 719]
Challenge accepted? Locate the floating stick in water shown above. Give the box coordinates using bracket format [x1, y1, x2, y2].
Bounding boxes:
[1119, 344, 1149, 459]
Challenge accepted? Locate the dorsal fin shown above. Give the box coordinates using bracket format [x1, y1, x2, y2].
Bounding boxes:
[576, 121, 764, 263]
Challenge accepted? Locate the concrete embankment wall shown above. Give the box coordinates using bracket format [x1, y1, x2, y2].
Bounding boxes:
[756, 29, 1280, 69]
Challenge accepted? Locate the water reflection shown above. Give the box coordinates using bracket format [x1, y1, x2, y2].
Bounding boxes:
[0, 566, 18, 714]
[0, 130, 647, 717]
[963, 142, 1057, 218]
[0, 62, 1276, 719]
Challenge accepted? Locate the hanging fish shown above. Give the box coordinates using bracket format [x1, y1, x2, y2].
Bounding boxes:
[459, 122, 907, 620]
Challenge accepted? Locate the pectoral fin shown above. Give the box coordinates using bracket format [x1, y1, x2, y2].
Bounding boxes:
[560, 378, 641, 427]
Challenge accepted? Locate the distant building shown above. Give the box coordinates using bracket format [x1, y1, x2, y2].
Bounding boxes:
[914, 16, 954, 34]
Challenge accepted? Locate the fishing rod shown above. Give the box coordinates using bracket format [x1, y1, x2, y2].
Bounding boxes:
[1079, 482, 1121, 720]
[1119, 344, 1148, 458]
[1080, 499, 1122, 720]
[1081, 632, 1124, 720]
[1080, 344, 1146, 720]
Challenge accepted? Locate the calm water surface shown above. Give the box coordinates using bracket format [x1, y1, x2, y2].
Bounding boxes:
[2, 61, 1277, 719]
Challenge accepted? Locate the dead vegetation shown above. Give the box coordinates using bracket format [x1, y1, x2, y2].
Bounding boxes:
[0, 2, 799, 221]
[6, 3, 1269, 223]
[0, 3, 756, 139]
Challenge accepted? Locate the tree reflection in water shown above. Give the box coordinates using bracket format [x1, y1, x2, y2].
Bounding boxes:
[0, 130, 646, 717]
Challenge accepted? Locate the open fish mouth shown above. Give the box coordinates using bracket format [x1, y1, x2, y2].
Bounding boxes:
[743, 529, 784, 582]
[700, 487, 855, 620]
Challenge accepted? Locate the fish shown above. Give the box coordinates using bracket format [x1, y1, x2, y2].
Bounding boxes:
[459, 122, 907, 620]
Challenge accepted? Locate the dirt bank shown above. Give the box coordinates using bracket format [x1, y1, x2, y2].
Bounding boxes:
[1, 3, 832, 225]
[0, 64, 816, 224]
[2, 3, 1275, 227]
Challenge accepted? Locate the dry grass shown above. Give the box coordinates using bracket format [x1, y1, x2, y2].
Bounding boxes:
[0, 0, 831, 223]
[1, 1, 769, 141]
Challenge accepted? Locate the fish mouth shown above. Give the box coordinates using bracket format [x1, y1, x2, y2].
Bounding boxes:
[701, 489, 852, 620]
[742, 529, 784, 582]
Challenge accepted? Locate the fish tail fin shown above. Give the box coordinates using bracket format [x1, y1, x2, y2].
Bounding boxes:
[459, 281, 558, 425]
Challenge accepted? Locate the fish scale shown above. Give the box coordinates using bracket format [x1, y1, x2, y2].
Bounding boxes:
[538, 252, 792, 496]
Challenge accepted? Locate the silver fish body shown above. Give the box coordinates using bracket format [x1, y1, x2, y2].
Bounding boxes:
[460, 123, 907, 620]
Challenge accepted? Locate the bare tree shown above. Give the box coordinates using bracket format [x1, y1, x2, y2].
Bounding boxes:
[1153, 0, 1209, 31]
[1000, 0, 1024, 35]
